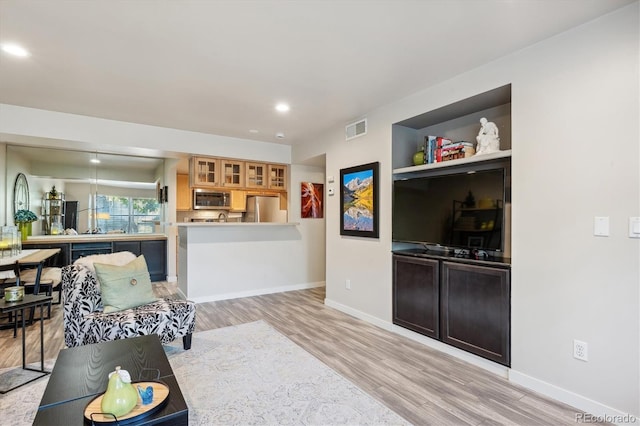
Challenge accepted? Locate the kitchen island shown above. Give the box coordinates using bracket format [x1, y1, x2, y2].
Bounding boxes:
[176, 222, 323, 303]
[23, 233, 168, 281]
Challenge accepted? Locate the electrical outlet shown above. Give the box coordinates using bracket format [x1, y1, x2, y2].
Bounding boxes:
[573, 340, 588, 361]
[345, 279, 351, 290]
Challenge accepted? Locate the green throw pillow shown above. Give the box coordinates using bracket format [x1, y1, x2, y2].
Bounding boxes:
[94, 255, 157, 313]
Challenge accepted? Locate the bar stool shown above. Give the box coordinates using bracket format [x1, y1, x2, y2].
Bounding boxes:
[20, 267, 62, 319]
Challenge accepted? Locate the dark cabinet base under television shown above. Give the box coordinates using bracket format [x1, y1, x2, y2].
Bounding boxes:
[393, 255, 440, 338]
[393, 252, 511, 366]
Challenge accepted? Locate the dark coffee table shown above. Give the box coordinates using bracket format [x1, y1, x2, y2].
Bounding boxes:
[33, 335, 188, 425]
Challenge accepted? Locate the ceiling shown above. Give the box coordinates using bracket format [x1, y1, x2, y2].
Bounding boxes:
[0, 0, 634, 147]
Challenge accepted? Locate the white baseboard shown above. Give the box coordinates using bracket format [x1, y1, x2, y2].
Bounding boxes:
[166, 275, 177, 282]
[324, 297, 509, 377]
[190, 281, 325, 304]
[175, 286, 188, 300]
[509, 370, 639, 425]
[324, 298, 394, 331]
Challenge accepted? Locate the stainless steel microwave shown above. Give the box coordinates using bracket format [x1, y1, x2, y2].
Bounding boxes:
[193, 189, 230, 209]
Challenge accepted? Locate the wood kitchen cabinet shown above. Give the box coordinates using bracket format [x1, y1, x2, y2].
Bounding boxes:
[176, 174, 191, 211]
[188, 156, 288, 198]
[441, 261, 510, 366]
[268, 164, 287, 190]
[229, 190, 247, 212]
[191, 157, 220, 187]
[245, 162, 267, 188]
[393, 255, 439, 338]
[220, 159, 244, 187]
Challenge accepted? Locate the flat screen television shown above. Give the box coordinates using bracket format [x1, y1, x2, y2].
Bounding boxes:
[393, 164, 509, 253]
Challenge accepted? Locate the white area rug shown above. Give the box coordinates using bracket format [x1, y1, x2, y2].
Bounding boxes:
[0, 321, 409, 425]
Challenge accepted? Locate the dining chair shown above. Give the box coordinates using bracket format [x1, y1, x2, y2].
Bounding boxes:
[0, 261, 22, 337]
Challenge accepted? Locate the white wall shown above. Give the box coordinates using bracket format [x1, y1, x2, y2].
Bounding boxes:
[295, 3, 639, 419]
[290, 164, 326, 284]
[508, 4, 639, 417]
[0, 143, 7, 226]
[0, 104, 291, 164]
[178, 223, 322, 302]
[0, 106, 292, 279]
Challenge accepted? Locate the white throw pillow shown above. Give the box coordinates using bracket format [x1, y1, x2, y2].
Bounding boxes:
[73, 251, 137, 273]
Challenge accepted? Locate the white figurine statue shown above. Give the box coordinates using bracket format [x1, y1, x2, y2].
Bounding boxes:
[475, 117, 500, 155]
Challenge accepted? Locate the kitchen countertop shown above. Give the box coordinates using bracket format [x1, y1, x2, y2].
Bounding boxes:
[23, 233, 168, 244]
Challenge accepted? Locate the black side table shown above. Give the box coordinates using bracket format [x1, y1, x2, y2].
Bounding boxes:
[0, 293, 52, 393]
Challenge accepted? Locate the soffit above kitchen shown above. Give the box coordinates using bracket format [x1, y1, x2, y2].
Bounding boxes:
[0, 0, 633, 147]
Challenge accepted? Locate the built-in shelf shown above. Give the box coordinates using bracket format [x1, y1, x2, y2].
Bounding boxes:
[393, 150, 511, 176]
[392, 84, 511, 172]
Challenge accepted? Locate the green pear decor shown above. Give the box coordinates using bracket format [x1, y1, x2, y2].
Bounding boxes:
[101, 366, 138, 417]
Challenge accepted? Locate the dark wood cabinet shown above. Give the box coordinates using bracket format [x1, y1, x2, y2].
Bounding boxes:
[70, 242, 112, 262]
[111, 240, 140, 255]
[441, 261, 510, 366]
[141, 240, 166, 282]
[25, 237, 167, 282]
[392, 255, 439, 338]
[112, 239, 167, 281]
[392, 252, 511, 366]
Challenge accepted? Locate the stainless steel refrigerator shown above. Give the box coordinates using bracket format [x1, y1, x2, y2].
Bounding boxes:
[245, 196, 287, 223]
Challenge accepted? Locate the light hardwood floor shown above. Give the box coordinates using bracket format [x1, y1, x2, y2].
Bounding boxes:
[0, 283, 602, 425]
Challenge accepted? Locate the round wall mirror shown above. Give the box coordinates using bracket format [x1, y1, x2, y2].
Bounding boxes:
[13, 173, 30, 216]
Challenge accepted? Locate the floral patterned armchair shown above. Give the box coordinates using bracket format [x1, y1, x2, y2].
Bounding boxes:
[61, 253, 195, 350]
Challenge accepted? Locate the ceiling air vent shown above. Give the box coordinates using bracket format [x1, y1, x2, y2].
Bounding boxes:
[345, 118, 367, 141]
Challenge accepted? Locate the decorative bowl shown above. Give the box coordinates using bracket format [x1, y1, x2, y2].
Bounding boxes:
[4, 286, 24, 302]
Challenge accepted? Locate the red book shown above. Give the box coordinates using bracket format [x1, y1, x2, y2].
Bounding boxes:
[435, 137, 451, 162]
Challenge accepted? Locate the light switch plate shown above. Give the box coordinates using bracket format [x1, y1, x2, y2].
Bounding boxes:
[629, 217, 640, 238]
[594, 216, 610, 237]
[327, 176, 335, 183]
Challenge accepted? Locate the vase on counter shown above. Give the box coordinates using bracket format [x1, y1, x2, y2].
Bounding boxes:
[17, 222, 31, 241]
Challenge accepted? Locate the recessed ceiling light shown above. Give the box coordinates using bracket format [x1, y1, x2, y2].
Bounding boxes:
[1, 43, 30, 57]
[249, 129, 259, 134]
[275, 132, 285, 139]
[90, 158, 101, 164]
[275, 103, 290, 113]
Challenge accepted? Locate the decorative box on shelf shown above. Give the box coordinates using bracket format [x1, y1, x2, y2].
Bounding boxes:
[440, 142, 475, 162]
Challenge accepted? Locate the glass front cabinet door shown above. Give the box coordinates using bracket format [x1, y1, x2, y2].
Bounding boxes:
[221, 159, 245, 187]
[191, 157, 220, 187]
[268, 165, 287, 190]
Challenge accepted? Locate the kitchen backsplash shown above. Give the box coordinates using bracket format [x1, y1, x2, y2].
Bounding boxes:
[177, 210, 243, 223]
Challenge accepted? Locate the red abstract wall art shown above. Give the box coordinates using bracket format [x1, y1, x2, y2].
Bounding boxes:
[301, 182, 324, 219]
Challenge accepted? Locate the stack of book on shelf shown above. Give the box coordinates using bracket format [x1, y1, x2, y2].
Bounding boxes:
[424, 136, 476, 164]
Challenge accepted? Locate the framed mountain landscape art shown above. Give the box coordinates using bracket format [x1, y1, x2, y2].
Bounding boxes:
[340, 161, 379, 238]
